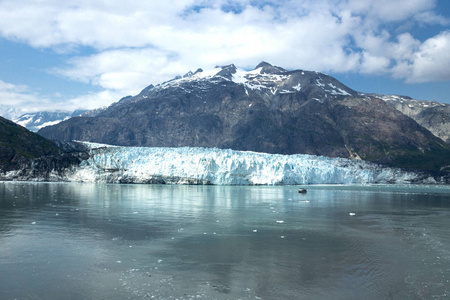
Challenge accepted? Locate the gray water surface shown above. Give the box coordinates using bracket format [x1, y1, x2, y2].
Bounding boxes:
[0, 182, 449, 299]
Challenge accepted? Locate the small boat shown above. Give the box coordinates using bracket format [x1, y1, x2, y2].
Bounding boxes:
[298, 188, 307, 194]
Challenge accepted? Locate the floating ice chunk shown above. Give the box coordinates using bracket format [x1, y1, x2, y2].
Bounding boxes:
[31, 221, 36, 225]
[349, 212, 356, 216]
[276, 220, 284, 223]
[253, 229, 258, 233]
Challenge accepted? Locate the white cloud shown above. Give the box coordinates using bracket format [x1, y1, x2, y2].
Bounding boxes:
[63, 90, 128, 111]
[414, 11, 450, 25]
[54, 48, 191, 95]
[407, 31, 450, 82]
[0, 80, 50, 113]
[0, 79, 108, 113]
[344, 0, 435, 22]
[360, 52, 391, 74]
[0, 0, 449, 112]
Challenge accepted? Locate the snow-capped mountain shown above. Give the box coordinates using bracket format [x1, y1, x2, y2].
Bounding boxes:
[0, 103, 112, 132]
[13, 110, 87, 132]
[0, 104, 90, 132]
[39, 62, 450, 171]
[126, 62, 357, 105]
[0, 105, 23, 121]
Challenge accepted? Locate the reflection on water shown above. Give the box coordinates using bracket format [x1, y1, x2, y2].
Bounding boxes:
[0, 182, 449, 299]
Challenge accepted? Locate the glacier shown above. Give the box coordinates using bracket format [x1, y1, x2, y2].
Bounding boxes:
[66, 143, 423, 185]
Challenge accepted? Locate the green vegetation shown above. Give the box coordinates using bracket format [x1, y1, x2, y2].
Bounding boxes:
[389, 146, 450, 172]
[0, 116, 60, 165]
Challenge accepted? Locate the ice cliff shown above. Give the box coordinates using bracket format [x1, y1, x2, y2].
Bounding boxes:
[67, 143, 422, 185]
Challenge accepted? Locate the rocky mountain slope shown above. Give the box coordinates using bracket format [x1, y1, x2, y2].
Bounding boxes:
[38, 62, 450, 172]
[0, 116, 60, 166]
[375, 94, 450, 143]
[0, 116, 88, 179]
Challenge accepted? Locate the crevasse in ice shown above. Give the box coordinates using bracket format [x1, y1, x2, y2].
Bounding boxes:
[67, 143, 420, 185]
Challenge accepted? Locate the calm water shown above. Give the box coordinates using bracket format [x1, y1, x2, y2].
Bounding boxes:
[0, 182, 449, 300]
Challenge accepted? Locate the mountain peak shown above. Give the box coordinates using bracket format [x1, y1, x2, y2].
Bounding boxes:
[215, 64, 237, 71]
[183, 71, 194, 78]
[215, 64, 237, 79]
[255, 61, 286, 74]
[255, 61, 273, 69]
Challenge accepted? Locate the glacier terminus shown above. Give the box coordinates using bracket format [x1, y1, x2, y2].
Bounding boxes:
[65, 143, 426, 185]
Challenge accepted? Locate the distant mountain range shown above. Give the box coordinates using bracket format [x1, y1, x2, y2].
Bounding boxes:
[37, 62, 450, 172]
[0, 106, 90, 132]
[14, 110, 90, 132]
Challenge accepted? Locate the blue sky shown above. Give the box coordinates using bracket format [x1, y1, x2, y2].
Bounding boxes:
[0, 0, 449, 115]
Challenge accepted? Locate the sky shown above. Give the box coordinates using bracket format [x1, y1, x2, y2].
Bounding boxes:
[0, 0, 449, 115]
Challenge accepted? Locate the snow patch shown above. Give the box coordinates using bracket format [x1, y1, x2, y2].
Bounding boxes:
[316, 79, 325, 87]
[337, 88, 351, 96]
[292, 83, 302, 91]
[328, 83, 337, 89]
[15, 115, 33, 127]
[37, 119, 64, 129]
[280, 90, 295, 94]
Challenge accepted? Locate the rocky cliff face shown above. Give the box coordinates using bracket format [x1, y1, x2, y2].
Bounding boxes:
[38, 62, 450, 171]
[376, 94, 450, 143]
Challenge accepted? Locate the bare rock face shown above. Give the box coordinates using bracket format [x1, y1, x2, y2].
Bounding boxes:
[375, 95, 450, 144]
[38, 62, 450, 171]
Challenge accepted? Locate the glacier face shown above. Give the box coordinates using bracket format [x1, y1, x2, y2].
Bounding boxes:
[67, 143, 421, 185]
